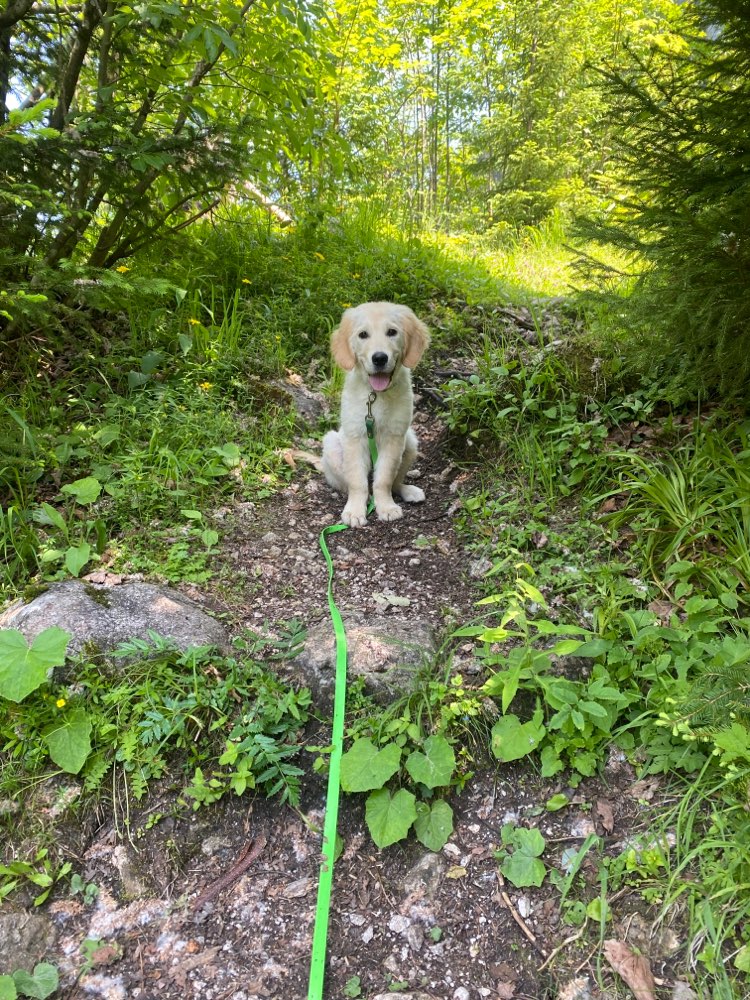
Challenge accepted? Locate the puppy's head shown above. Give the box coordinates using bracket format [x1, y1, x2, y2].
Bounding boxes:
[330, 302, 430, 392]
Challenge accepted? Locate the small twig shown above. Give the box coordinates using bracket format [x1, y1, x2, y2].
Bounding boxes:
[190, 832, 268, 914]
[537, 927, 586, 971]
[498, 889, 547, 956]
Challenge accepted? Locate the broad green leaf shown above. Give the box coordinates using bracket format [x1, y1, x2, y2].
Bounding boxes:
[43, 708, 93, 774]
[65, 542, 91, 577]
[365, 788, 416, 848]
[734, 944, 750, 972]
[573, 638, 611, 658]
[0, 627, 69, 702]
[93, 425, 120, 447]
[405, 735, 455, 788]
[586, 897, 610, 922]
[11, 964, 58, 1000]
[540, 744, 564, 777]
[414, 800, 453, 851]
[545, 793, 569, 811]
[580, 700, 609, 720]
[0, 976, 16, 1000]
[517, 579, 547, 607]
[500, 852, 546, 888]
[553, 639, 585, 656]
[201, 529, 219, 547]
[340, 739, 401, 792]
[35, 502, 67, 532]
[61, 477, 102, 505]
[498, 826, 547, 887]
[713, 723, 750, 764]
[491, 714, 545, 762]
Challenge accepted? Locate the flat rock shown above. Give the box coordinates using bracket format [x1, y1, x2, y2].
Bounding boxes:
[0, 912, 58, 973]
[0, 581, 228, 656]
[294, 616, 435, 710]
[403, 852, 446, 900]
[272, 375, 326, 423]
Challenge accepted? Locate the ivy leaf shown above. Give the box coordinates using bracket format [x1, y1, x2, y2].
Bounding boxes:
[491, 713, 545, 762]
[365, 788, 416, 848]
[414, 800, 453, 851]
[405, 735, 455, 788]
[43, 708, 93, 774]
[11, 964, 59, 1000]
[0, 627, 70, 702]
[340, 739, 401, 793]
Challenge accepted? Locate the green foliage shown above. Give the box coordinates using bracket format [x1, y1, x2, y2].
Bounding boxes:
[606, 420, 750, 603]
[0, 964, 59, 1000]
[578, 0, 750, 395]
[0, 850, 72, 907]
[1, 0, 334, 338]
[495, 824, 547, 888]
[0, 627, 69, 703]
[340, 733, 456, 850]
[0, 628, 311, 900]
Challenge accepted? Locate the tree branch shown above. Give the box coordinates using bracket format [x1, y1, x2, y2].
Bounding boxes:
[0, 0, 36, 31]
[49, 0, 104, 131]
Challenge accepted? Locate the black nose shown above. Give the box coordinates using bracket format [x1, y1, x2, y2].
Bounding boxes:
[372, 352, 388, 368]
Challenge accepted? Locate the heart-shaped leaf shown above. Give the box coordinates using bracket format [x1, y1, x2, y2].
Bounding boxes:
[414, 799, 453, 851]
[365, 788, 416, 848]
[340, 739, 401, 793]
[12, 963, 58, 999]
[0, 628, 70, 702]
[405, 735, 455, 788]
[43, 708, 92, 773]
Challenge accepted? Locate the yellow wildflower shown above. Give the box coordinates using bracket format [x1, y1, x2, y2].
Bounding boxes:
[242, 278, 251, 284]
[313, 252, 325, 261]
[340, 302, 352, 308]
[115, 265, 130, 273]
[352, 273, 361, 279]
[56, 698, 66, 708]
[199, 381, 214, 391]
[188, 318, 201, 326]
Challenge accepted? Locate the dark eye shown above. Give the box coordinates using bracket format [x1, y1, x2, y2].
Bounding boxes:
[358, 330, 369, 340]
[386, 328, 398, 337]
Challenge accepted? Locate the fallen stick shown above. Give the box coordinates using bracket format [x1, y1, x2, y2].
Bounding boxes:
[190, 832, 268, 914]
[498, 888, 547, 957]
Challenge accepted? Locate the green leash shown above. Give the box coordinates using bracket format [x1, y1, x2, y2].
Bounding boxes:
[307, 396, 378, 1000]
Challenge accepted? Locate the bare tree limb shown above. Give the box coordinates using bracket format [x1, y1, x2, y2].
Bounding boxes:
[49, 0, 104, 131]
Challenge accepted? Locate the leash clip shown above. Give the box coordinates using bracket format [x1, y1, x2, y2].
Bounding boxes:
[365, 391, 376, 439]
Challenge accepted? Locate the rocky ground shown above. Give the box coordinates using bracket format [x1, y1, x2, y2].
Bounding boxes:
[1, 310, 694, 1000]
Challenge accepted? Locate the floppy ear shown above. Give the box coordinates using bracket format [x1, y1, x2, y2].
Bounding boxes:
[401, 308, 431, 369]
[330, 310, 356, 371]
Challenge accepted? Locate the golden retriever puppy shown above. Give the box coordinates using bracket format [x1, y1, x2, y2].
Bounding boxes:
[321, 302, 430, 527]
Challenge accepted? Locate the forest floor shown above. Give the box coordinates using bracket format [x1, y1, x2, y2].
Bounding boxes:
[3, 335, 690, 1000]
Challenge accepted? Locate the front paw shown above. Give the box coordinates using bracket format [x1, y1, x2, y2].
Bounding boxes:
[376, 501, 403, 522]
[398, 485, 425, 503]
[342, 505, 367, 528]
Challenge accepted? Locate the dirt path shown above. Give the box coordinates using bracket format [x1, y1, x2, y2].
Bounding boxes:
[5, 366, 671, 1000]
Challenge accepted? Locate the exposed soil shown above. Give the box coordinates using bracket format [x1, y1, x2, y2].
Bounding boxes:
[2, 315, 689, 1000]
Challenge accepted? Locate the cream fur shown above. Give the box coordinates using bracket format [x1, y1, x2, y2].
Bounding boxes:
[321, 302, 430, 527]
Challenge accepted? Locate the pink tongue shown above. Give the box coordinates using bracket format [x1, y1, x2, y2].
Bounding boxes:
[369, 373, 391, 392]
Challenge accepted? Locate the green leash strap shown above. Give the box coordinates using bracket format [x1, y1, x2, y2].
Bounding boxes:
[308, 418, 378, 1000]
[307, 517, 350, 1000]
